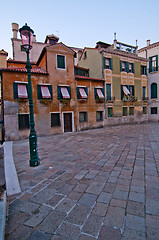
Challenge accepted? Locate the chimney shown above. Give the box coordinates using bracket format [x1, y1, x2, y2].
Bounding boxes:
[114, 32, 117, 49]
[32, 34, 36, 42]
[147, 39, 150, 46]
[12, 23, 19, 39]
[0, 49, 8, 68]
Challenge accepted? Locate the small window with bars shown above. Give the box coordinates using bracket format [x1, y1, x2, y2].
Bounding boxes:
[18, 114, 29, 130]
[79, 112, 88, 122]
[51, 113, 61, 127]
[96, 111, 103, 121]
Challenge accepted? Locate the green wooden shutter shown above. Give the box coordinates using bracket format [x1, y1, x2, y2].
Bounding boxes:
[109, 58, 113, 70]
[37, 85, 42, 99]
[101, 87, 105, 97]
[67, 86, 71, 99]
[57, 55, 65, 69]
[13, 82, 18, 99]
[24, 115, 29, 129]
[106, 84, 111, 100]
[85, 87, 88, 96]
[57, 86, 62, 100]
[156, 55, 158, 71]
[18, 114, 23, 129]
[132, 63, 135, 73]
[121, 85, 123, 100]
[120, 60, 122, 72]
[103, 57, 106, 69]
[149, 57, 152, 73]
[151, 83, 157, 99]
[94, 88, 97, 99]
[145, 66, 147, 75]
[142, 86, 146, 99]
[126, 62, 129, 73]
[48, 85, 53, 100]
[76, 87, 79, 99]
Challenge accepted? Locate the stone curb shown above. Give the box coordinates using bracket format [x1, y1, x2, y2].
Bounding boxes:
[0, 190, 6, 240]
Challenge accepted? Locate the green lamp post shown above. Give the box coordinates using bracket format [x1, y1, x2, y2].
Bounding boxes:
[19, 23, 40, 167]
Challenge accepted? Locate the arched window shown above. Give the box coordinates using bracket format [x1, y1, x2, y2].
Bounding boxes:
[151, 83, 157, 99]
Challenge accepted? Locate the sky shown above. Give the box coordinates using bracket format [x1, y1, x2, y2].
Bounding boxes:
[1, 0, 159, 59]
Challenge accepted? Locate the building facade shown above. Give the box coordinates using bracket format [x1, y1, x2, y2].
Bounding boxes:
[0, 43, 105, 140]
[138, 40, 159, 121]
[78, 39, 148, 126]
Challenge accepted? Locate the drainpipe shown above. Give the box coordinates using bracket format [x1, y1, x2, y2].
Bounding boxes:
[0, 71, 4, 144]
[101, 51, 106, 119]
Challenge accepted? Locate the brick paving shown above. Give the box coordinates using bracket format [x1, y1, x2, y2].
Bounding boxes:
[6, 122, 159, 240]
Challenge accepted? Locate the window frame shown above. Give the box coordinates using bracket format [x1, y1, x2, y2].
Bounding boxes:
[96, 111, 103, 122]
[18, 114, 29, 130]
[79, 111, 88, 123]
[123, 107, 127, 116]
[129, 107, 134, 116]
[37, 84, 53, 100]
[13, 82, 28, 99]
[51, 112, 61, 127]
[151, 107, 157, 115]
[107, 107, 113, 117]
[57, 85, 71, 100]
[57, 54, 66, 70]
[77, 86, 88, 100]
[151, 83, 157, 99]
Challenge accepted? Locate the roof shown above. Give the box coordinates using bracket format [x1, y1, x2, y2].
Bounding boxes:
[96, 41, 111, 49]
[99, 47, 148, 61]
[75, 75, 104, 81]
[0, 67, 48, 74]
[138, 41, 159, 53]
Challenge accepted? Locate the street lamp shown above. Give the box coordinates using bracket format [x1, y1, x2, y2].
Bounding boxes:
[19, 23, 40, 167]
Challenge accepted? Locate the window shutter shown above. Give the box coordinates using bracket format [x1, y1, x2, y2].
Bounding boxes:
[109, 58, 113, 70]
[76, 87, 79, 99]
[94, 88, 97, 99]
[103, 57, 106, 69]
[85, 87, 88, 96]
[57, 86, 62, 100]
[18, 114, 23, 129]
[145, 66, 147, 75]
[48, 85, 53, 100]
[67, 86, 71, 99]
[149, 57, 152, 73]
[151, 83, 157, 99]
[132, 63, 135, 73]
[120, 60, 122, 72]
[13, 82, 18, 99]
[121, 85, 123, 100]
[106, 84, 111, 99]
[25, 115, 29, 128]
[57, 55, 65, 69]
[101, 87, 105, 97]
[156, 55, 158, 71]
[126, 62, 129, 73]
[37, 85, 42, 99]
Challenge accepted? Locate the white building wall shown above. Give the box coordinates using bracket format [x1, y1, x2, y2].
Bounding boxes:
[138, 43, 159, 121]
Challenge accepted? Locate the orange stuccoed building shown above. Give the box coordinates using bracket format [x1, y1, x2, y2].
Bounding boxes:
[0, 43, 105, 141]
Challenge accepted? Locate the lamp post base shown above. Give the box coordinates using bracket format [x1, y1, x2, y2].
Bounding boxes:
[29, 133, 40, 167]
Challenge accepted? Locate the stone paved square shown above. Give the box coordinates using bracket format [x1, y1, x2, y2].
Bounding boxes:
[5, 123, 159, 239]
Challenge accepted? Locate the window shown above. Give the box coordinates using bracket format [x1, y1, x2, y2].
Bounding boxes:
[151, 107, 157, 114]
[77, 87, 88, 99]
[94, 88, 105, 100]
[120, 61, 134, 73]
[57, 86, 71, 100]
[107, 108, 113, 117]
[129, 107, 134, 115]
[141, 65, 147, 75]
[149, 55, 158, 72]
[106, 84, 112, 100]
[18, 114, 29, 130]
[79, 112, 87, 122]
[96, 111, 103, 121]
[123, 107, 127, 116]
[84, 51, 87, 59]
[74, 68, 88, 77]
[129, 63, 134, 73]
[121, 85, 134, 100]
[151, 83, 157, 99]
[13, 82, 28, 99]
[142, 86, 146, 100]
[57, 55, 65, 69]
[104, 58, 113, 70]
[143, 107, 147, 114]
[51, 113, 61, 127]
[37, 85, 52, 99]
